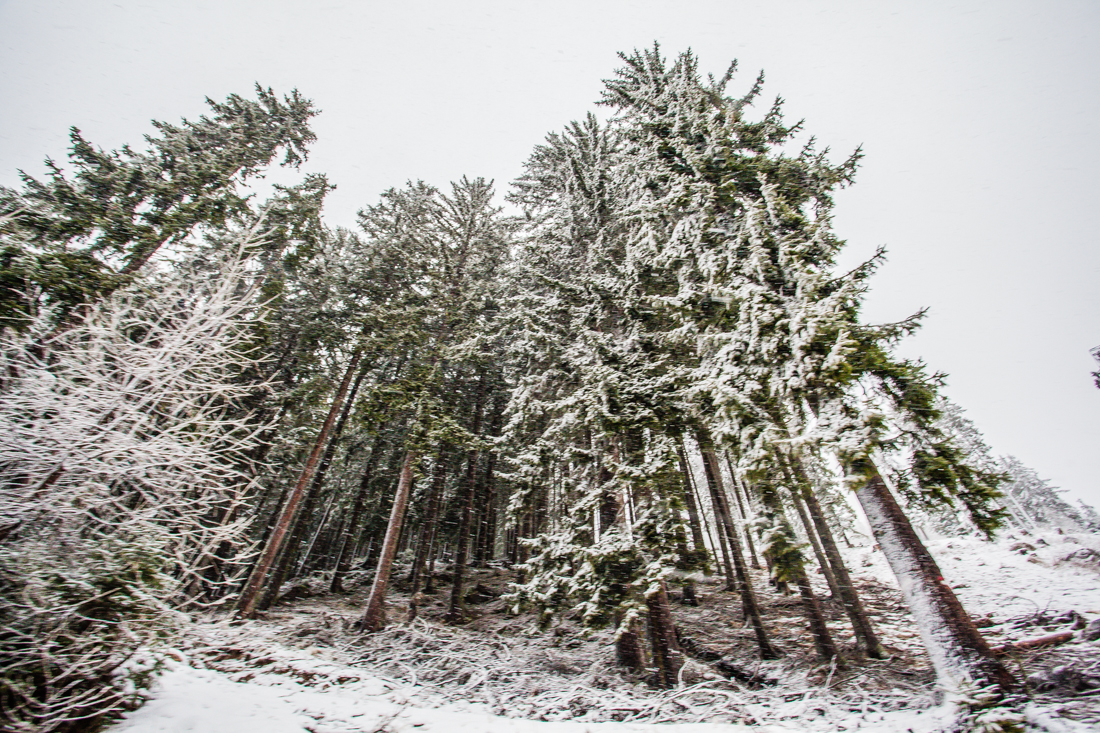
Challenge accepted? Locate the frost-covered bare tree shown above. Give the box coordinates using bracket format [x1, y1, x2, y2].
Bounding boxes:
[995, 455, 1099, 532]
[0, 227, 273, 731]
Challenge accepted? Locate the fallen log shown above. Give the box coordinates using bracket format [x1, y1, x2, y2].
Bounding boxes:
[990, 631, 1076, 656]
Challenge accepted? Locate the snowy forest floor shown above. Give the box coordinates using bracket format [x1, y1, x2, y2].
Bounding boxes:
[109, 528, 1100, 733]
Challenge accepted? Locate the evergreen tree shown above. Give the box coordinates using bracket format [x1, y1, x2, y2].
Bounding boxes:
[355, 177, 511, 632]
[596, 45, 1015, 693]
[503, 112, 696, 681]
[0, 86, 317, 327]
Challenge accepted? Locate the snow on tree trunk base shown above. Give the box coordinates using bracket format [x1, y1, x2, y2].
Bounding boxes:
[855, 469, 1018, 694]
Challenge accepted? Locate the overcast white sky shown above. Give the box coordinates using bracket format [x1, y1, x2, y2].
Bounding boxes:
[2, 0, 1098, 507]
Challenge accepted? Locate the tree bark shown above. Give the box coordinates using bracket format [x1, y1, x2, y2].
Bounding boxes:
[676, 443, 709, 556]
[646, 580, 685, 687]
[409, 443, 449, 602]
[825, 501, 855, 548]
[695, 427, 778, 659]
[786, 455, 887, 659]
[750, 469, 840, 664]
[474, 451, 499, 566]
[446, 370, 488, 623]
[855, 463, 1017, 691]
[257, 357, 369, 607]
[237, 348, 363, 618]
[790, 490, 843, 601]
[681, 437, 734, 586]
[475, 397, 504, 566]
[330, 432, 387, 593]
[360, 450, 418, 632]
[724, 453, 762, 570]
[616, 616, 648, 675]
[793, 565, 840, 662]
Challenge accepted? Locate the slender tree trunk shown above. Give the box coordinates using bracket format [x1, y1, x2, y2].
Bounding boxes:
[682, 437, 734, 586]
[330, 433, 386, 592]
[446, 371, 488, 623]
[663, 447, 698, 606]
[790, 490, 843, 601]
[695, 427, 778, 659]
[825, 501, 855, 548]
[257, 514, 304, 610]
[751, 470, 840, 664]
[646, 580, 685, 687]
[237, 349, 363, 618]
[360, 450, 418, 632]
[318, 512, 346, 572]
[787, 455, 887, 659]
[676, 443, 709, 555]
[709, 484, 737, 591]
[241, 482, 289, 587]
[475, 451, 499, 566]
[475, 397, 504, 566]
[296, 490, 338, 576]
[855, 463, 1017, 691]
[793, 566, 840, 662]
[257, 357, 369, 607]
[409, 443, 449, 603]
[689, 458, 721, 577]
[725, 454, 762, 570]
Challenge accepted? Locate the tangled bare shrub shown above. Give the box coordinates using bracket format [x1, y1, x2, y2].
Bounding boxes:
[0, 243, 271, 731]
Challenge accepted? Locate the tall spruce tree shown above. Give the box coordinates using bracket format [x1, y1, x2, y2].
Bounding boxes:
[0, 86, 317, 328]
[595, 45, 1015, 693]
[356, 177, 511, 632]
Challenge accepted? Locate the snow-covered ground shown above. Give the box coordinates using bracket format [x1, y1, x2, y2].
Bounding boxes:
[108, 655, 957, 733]
[107, 527, 1100, 733]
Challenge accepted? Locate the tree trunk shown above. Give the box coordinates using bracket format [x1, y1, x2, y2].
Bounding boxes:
[676, 443, 709, 555]
[256, 513, 304, 610]
[616, 616, 648, 675]
[855, 463, 1017, 691]
[681, 437, 734, 586]
[726, 456, 763, 571]
[447, 371, 488, 623]
[360, 450, 418, 632]
[295, 490, 338, 576]
[793, 565, 840, 662]
[790, 489, 843, 601]
[825, 501, 855, 548]
[750, 469, 840, 664]
[409, 443, 449, 604]
[646, 580, 685, 687]
[475, 451, 499, 566]
[237, 349, 363, 618]
[695, 427, 778, 659]
[475, 396, 504, 566]
[330, 432, 387, 593]
[787, 455, 887, 659]
[258, 357, 369, 607]
[318, 511, 346, 572]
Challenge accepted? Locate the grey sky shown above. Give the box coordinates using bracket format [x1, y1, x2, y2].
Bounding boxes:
[2, 0, 1098, 507]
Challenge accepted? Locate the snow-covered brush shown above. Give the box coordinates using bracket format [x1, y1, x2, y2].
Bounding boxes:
[0, 236, 274, 732]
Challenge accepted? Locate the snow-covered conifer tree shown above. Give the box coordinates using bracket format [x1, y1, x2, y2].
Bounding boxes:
[595, 45, 1015, 694]
[0, 86, 317, 327]
[503, 112, 697, 682]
